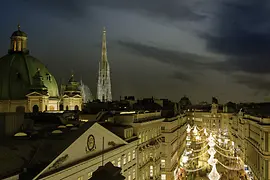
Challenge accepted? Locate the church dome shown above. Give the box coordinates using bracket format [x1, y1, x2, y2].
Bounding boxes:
[0, 25, 59, 100]
[11, 24, 27, 37]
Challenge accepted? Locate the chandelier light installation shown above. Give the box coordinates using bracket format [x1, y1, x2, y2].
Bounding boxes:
[180, 124, 245, 179]
[207, 133, 220, 180]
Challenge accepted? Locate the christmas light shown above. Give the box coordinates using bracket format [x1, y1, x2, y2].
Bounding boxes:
[208, 162, 221, 180]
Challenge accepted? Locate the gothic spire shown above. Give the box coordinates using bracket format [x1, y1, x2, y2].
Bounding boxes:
[97, 27, 112, 102]
[102, 27, 107, 63]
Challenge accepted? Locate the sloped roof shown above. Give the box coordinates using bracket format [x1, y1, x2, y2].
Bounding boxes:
[0, 122, 95, 179]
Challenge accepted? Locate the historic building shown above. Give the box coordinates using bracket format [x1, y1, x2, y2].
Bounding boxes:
[0, 25, 83, 113]
[0, 120, 138, 180]
[160, 115, 187, 180]
[229, 110, 270, 180]
[96, 28, 112, 102]
[61, 74, 83, 111]
[111, 110, 187, 180]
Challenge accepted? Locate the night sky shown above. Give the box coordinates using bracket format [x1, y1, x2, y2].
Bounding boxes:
[1, 0, 270, 103]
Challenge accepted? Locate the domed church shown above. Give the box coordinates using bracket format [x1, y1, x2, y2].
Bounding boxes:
[0, 25, 82, 113]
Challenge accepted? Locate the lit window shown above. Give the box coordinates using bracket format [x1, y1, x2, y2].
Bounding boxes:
[123, 155, 126, 165]
[118, 158, 121, 167]
[161, 174, 166, 180]
[161, 159, 165, 168]
[78, 176, 83, 180]
[128, 175, 131, 180]
[142, 173, 145, 180]
[111, 160, 115, 165]
[87, 172, 92, 178]
[133, 169, 136, 179]
[132, 150, 136, 159]
[150, 165, 153, 177]
[128, 152, 131, 162]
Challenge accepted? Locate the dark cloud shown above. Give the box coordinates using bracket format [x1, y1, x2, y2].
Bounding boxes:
[203, 0, 270, 74]
[20, 0, 206, 21]
[117, 40, 209, 70]
[21, 0, 89, 19]
[233, 74, 270, 94]
[170, 71, 196, 82]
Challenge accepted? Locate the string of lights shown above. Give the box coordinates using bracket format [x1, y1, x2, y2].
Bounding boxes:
[180, 124, 245, 179]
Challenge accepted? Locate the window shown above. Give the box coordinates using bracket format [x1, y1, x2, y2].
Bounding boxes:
[132, 150, 136, 159]
[150, 166, 153, 177]
[142, 152, 145, 162]
[123, 155, 127, 165]
[161, 174, 166, 180]
[78, 176, 84, 180]
[138, 133, 142, 144]
[112, 160, 115, 165]
[118, 158, 121, 167]
[128, 152, 131, 162]
[128, 175, 131, 180]
[161, 159, 165, 168]
[161, 126, 165, 130]
[133, 169, 136, 179]
[142, 173, 145, 180]
[87, 172, 92, 178]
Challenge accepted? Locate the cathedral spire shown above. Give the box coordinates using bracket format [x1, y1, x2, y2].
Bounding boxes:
[97, 27, 112, 102]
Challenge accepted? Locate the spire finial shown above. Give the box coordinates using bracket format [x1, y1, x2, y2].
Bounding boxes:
[17, 24, 21, 31]
[103, 27, 106, 33]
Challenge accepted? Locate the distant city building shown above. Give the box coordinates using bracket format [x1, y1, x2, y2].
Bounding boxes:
[97, 27, 112, 102]
[79, 80, 93, 103]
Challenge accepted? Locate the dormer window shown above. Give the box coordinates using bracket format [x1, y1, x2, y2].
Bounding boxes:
[46, 73, 51, 81]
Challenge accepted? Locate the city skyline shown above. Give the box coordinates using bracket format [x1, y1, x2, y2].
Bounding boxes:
[0, 0, 269, 103]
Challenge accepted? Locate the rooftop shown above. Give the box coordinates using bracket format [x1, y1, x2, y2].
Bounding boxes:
[0, 117, 95, 179]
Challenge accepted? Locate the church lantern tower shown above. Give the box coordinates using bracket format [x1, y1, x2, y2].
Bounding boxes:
[9, 24, 29, 54]
[97, 27, 112, 102]
[62, 73, 82, 111]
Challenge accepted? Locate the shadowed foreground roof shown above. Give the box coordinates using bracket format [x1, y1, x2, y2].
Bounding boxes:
[0, 121, 95, 179]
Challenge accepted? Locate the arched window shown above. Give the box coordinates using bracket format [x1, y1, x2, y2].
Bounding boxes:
[66, 106, 69, 110]
[75, 105, 79, 111]
[32, 105, 39, 113]
[45, 105, 48, 111]
[60, 104, 64, 111]
[16, 106, 25, 113]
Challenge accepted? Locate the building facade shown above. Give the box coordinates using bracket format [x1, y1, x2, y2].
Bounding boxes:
[160, 115, 187, 180]
[112, 111, 187, 180]
[229, 112, 270, 180]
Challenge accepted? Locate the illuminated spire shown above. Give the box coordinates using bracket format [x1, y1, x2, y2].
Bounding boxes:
[17, 24, 21, 31]
[97, 27, 112, 102]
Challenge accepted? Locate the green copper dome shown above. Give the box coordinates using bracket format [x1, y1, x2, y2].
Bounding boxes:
[0, 25, 59, 100]
[0, 53, 59, 100]
[11, 24, 27, 37]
